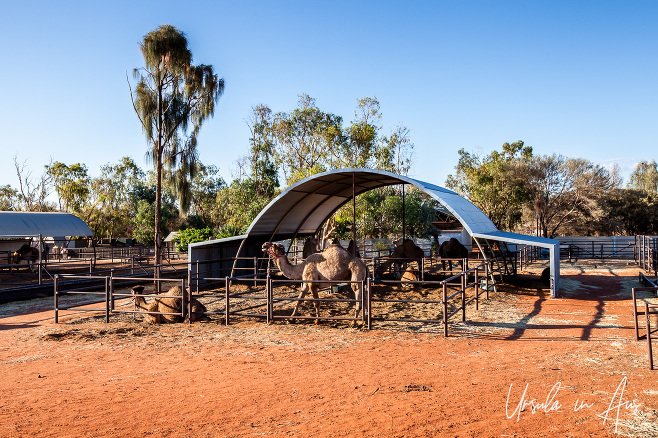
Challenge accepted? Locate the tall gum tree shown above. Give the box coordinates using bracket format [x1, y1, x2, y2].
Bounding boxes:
[130, 24, 224, 269]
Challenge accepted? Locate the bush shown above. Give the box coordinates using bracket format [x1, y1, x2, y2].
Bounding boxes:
[174, 227, 215, 252]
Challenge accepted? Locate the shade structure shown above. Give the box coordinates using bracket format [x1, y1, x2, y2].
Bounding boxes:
[246, 168, 499, 240]
[190, 168, 560, 296]
[0, 212, 93, 238]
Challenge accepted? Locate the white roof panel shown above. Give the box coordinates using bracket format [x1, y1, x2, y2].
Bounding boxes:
[0, 212, 93, 237]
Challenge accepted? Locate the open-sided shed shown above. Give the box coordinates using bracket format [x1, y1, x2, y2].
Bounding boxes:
[190, 168, 560, 297]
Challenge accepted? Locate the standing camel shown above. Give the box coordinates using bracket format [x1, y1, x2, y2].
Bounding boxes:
[376, 239, 425, 278]
[438, 238, 469, 273]
[262, 242, 367, 325]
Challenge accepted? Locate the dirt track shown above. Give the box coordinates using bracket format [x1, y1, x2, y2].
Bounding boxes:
[1, 260, 657, 437]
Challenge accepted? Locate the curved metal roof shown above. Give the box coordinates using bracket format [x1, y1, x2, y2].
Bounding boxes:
[0, 212, 93, 237]
[246, 168, 498, 240]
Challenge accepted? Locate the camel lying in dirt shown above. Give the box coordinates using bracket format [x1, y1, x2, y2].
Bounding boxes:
[131, 285, 208, 323]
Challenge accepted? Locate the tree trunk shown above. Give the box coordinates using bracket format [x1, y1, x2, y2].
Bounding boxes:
[154, 80, 163, 288]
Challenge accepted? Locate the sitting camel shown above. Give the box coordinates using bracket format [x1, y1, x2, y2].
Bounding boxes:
[438, 238, 469, 273]
[262, 242, 367, 325]
[131, 285, 207, 324]
[376, 239, 425, 278]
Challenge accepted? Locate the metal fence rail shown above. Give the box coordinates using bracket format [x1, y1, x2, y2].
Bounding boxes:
[54, 254, 494, 336]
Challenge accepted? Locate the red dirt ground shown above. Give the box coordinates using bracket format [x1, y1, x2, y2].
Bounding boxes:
[1, 261, 657, 437]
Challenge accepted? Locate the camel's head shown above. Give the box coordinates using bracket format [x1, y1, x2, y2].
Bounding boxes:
[262, 242, 285, 258]
[130, 285, 145, 301]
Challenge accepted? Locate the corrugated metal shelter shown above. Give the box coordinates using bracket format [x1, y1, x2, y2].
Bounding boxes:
[0, 212, 93, 238]
[190, 168, 560, 297]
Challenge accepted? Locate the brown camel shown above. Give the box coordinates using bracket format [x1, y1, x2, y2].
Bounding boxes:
[376, 239, 425, 277]
[438, 238, 469, 273]
[302, 237, 318, 259]
[262, 242, 367, 325]
[11, 244, 39, 272]
[131, 285, 207, 323]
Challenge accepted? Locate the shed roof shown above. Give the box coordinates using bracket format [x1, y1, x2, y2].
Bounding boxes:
[0, 212, 93, 238]
[246, 168, 499, 240]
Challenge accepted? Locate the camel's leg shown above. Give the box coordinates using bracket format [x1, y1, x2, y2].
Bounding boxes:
[289, 283, 310, 321]
[310, 284, 321, 324]
[349, 272, 363, 328]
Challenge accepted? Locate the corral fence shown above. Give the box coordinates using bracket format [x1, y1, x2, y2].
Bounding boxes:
[637, 235, 658, 276]
[52, 260, 189, 323]
[1, 241, 186, 289]
[631, 279, 658, 370]
[519, 236, 637, 268]
[55, 253, 496, 337]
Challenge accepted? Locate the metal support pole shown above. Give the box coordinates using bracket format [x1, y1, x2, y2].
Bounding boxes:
[105, 276, 110, 323]
[475, 265, 479, 310]
[366, 277, 372, 330]
[54, 275, 59, 323]
[196, 261, 200, 294]
[254, 257, 258, 288]
[461, 273, 466, 322]
[646, 303, 654, 370]
[38, 233, 43, 285]
[352, 172, 357, 255]
[225, 276, 230, 325]
[402, 184, 406, 241]
[180, 279, 186, 321]
[188, 280, 193, 325]
[443, 282, 448, 337]
[484, 260, 489, 299]
[266, 275, 272, 323]
[110, 269, 115, 310]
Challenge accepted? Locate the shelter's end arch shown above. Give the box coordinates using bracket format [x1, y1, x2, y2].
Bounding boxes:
[191, 168, 560, 297]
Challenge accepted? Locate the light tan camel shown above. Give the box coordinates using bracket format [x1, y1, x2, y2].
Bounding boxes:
[376, 239, 425, 277]
[131, 285, 207, 323]
[262, 242, 367, 325]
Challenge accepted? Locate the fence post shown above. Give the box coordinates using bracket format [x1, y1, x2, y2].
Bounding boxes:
[366, 277, 372, 330]
[266, 275, 272, 323]
[475, 265, 479, 310]
[54, 275, 59, 323]
[38, 233, 43, 285]
[110, 269, 115, 310]
[105, 276, 110, 323]
[254, 257, 258, 288]
[187, 279, 193, 325]
[225, 276, 230, 326]
[484, 260, 489, 299]
[443, 281, 448, 337]
[461, 272, 466, 322]
[196, 260, 200, 295]
[180, 279, 186, 322]
[646, 302, 654, 370]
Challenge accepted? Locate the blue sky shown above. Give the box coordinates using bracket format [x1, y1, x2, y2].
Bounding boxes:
[1, 0, 656, 192]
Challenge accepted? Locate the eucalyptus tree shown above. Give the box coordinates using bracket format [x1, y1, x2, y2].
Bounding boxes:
[446, 141, 533, 231]
[130, 24, 224, 265]
[271, 93, 343, 184]
[45, 162, 90, 214]
[0, 185, 19, 211]
[629, 160, 658, 194]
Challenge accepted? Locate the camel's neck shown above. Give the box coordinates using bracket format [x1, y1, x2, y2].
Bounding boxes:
[274, 255, 305, 280]
[133, 296, 149, 311]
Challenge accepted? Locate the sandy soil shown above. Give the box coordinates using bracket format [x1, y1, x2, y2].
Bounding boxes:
[1, 260, 658, 437]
